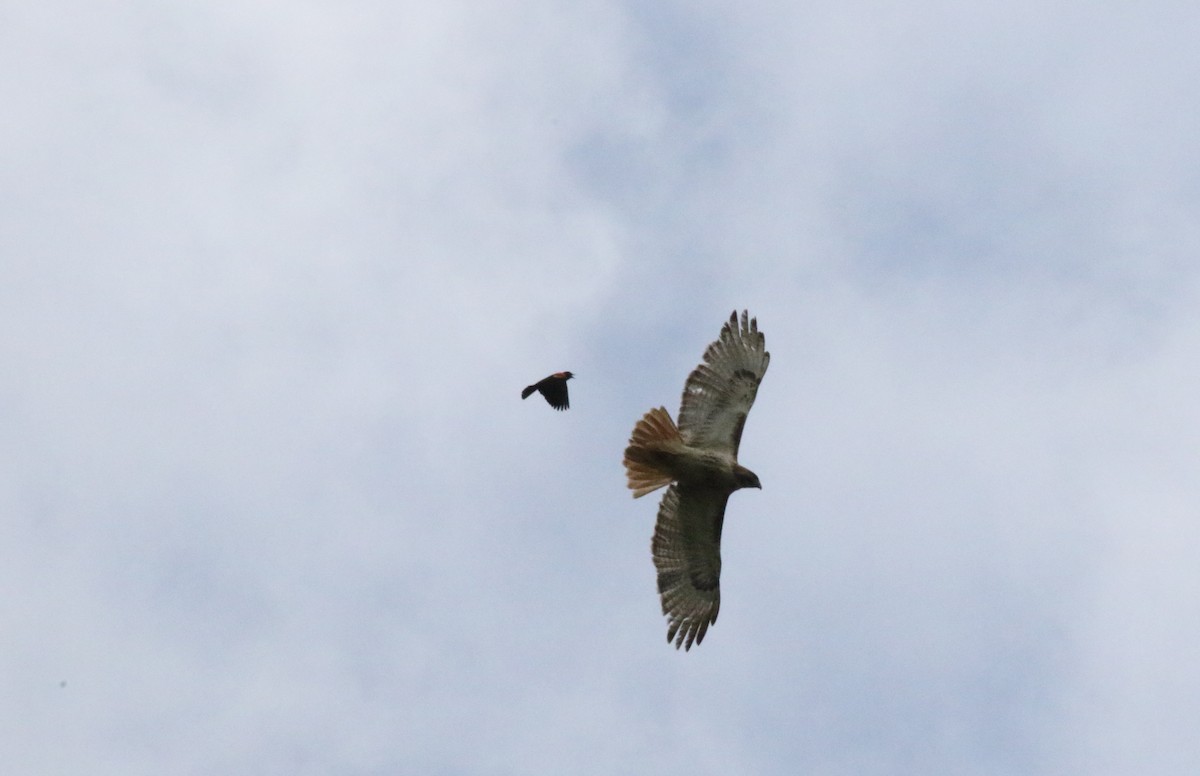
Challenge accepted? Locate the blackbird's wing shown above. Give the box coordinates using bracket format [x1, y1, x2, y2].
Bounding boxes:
[536, 376, 570, 410]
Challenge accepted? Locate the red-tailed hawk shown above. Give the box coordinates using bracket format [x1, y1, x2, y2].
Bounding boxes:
[623, 311, 769, 650]
[521, 371, 574, 410]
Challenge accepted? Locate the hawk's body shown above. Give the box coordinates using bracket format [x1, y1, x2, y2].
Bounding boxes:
[623, 311, 769, 650]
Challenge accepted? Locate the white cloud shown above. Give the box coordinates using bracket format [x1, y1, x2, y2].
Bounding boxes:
[3, 1, 1200, 773]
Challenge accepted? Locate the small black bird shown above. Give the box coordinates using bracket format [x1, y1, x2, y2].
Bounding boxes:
[522, 371, 574, 410]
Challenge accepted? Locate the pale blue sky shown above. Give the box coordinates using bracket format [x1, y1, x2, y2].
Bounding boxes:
[3, 2, 1199, 774]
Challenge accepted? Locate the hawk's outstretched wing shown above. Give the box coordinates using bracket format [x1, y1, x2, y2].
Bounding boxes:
[651, 483, 729, 651]
[676, 311, 770, 457]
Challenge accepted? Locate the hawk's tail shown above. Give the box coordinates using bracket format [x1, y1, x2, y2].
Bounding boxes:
[623, 407, 683, 498]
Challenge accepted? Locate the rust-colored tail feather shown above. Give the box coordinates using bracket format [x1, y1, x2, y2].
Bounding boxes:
[623, 407, 683, 498]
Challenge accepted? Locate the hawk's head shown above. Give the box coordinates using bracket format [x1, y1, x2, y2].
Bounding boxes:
[733, 464, 761, 491]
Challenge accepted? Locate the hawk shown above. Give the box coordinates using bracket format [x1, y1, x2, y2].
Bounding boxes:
[522, 371, 574, 410]
[623, 311, 769, 650]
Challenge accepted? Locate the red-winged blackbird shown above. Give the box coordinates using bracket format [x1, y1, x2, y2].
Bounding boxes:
[521, 371, 574, 410]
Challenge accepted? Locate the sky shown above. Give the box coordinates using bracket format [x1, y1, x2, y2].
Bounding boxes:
[3, 1, 1200, 773]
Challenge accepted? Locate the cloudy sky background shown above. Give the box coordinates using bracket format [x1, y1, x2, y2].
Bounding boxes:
[4, 2, 1200, 773]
